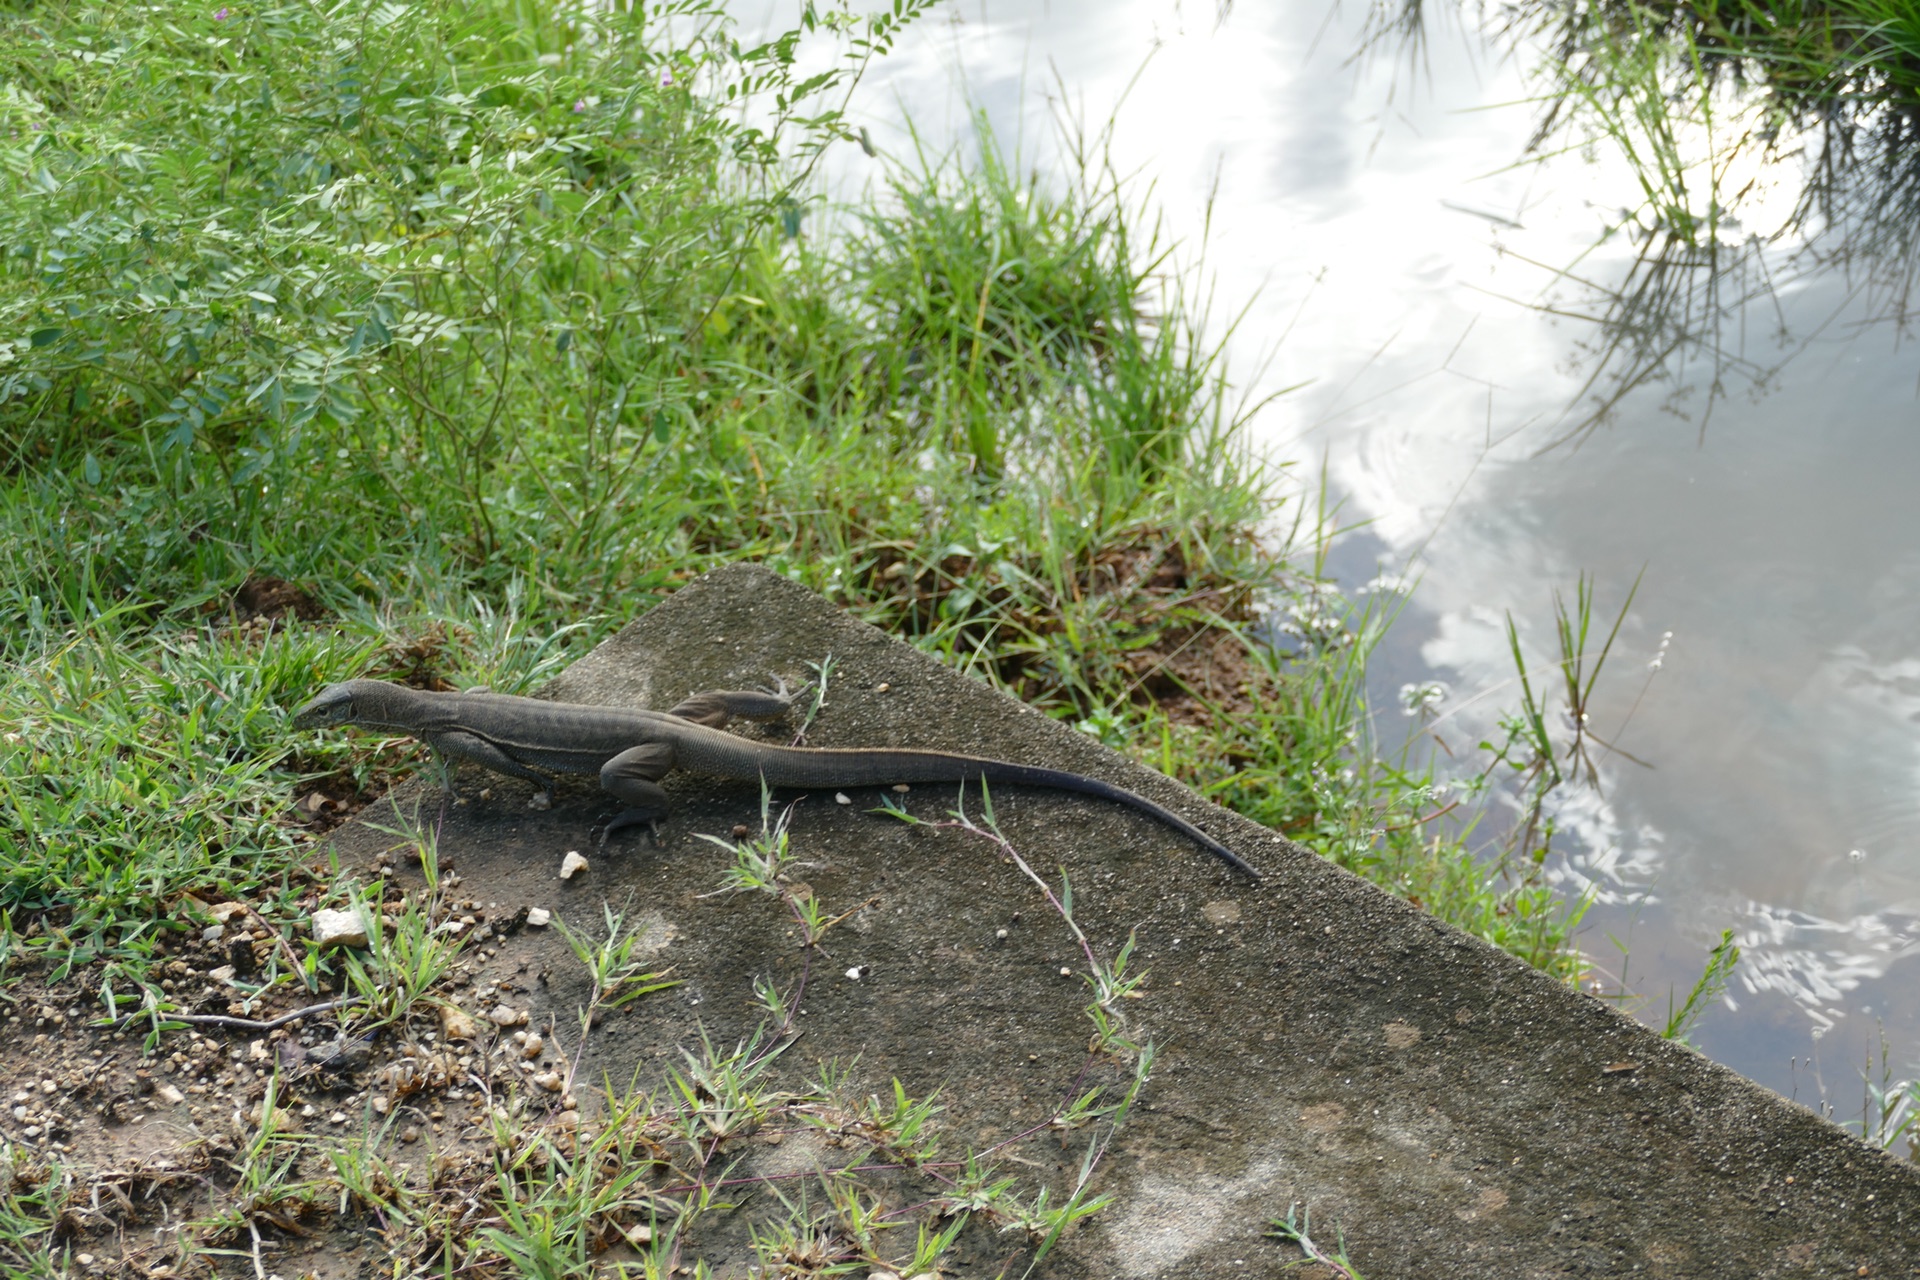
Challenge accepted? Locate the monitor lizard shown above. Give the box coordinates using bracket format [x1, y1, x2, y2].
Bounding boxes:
[292, 678, 1259, 878]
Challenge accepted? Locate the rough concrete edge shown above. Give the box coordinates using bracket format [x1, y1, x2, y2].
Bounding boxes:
[545, 561, 1920, 1186]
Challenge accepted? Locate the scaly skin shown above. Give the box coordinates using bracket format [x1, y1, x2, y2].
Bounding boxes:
[293, 679, 1259, 878]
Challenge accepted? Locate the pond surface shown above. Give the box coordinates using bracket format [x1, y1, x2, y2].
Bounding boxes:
[819, 0, 1920, 1127]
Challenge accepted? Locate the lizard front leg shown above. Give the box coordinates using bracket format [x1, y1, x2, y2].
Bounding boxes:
[425, 730, 559, 806]
[598, 741, 676, 849]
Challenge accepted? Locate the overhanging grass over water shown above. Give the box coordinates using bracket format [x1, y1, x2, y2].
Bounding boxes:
[1368, 0, 1920, 433]
[0, 1, 1590, 1022]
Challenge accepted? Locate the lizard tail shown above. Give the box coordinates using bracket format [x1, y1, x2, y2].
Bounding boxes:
[738, 745, 1261, 879]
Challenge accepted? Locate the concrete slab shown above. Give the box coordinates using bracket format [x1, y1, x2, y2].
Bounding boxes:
[331, 563, 1920, 1277]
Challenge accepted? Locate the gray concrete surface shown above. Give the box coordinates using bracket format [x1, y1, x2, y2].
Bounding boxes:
[333, 563, 1920, 1277]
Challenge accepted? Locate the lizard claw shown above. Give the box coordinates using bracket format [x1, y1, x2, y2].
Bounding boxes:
[759, 677, 803, 709]
[596, 810, 665, 853]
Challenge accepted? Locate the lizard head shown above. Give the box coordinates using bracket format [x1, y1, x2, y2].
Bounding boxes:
[291, 681, 366, 729]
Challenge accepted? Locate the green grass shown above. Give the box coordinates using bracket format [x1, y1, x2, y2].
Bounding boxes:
[0, 0, 1598, 1002]
[1438, 0, 1920, 248]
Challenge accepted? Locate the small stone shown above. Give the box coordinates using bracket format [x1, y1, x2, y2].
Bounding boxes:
[75, 1256, 95, 1268]
[891, 784, 910, 793]
[201, 925, 226, 944]
[307, 1038, 373, 1071]
[835, 792, 852, 805]
[559, 851, 588, 880]
[157, 1084, 186, 1105]
[207, 965, 236, 984]
[531, 1071, 564, 1093]
[371, 1095, 390, 1115]
[527, 791, 551, 810]
[310, 907, 369, 950]
[490, 1005, 529, 1028]
[521, 1034, 544, 1060]
[526, 907, 551, 927]
[440, 1005, 479, 1041]
[401, 1126, 420, 1143]
[209, 902, 248, 923]
[248, 1040, 270, 1062]
[329, 1111, 348, 1125]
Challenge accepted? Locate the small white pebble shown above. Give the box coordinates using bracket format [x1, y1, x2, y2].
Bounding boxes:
[835, 792, 852, 805]
[526, 906, 551, 927]
[559, 851, 588, 880]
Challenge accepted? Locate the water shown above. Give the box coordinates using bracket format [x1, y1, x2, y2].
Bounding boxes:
[804, 0, 1920, 1127]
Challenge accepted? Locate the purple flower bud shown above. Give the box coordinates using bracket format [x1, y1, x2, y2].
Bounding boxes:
[574, 99, 587, 112]
[213, 6, 230, 18]
[658, 67, 673, 88]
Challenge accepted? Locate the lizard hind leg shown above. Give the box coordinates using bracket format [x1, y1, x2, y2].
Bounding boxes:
[598, 742, 675, 851]
[665, 685, 794, 728]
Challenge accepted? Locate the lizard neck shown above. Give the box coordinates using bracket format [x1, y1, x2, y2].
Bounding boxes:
[346, 680, 437, 732]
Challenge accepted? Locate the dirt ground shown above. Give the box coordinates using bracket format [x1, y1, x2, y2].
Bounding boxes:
[8, 564, 1920, 1278]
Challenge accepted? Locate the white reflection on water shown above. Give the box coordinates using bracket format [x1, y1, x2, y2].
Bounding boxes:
[794, 0, 1920, 1100]
[1739, 904, 1920, 1036]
